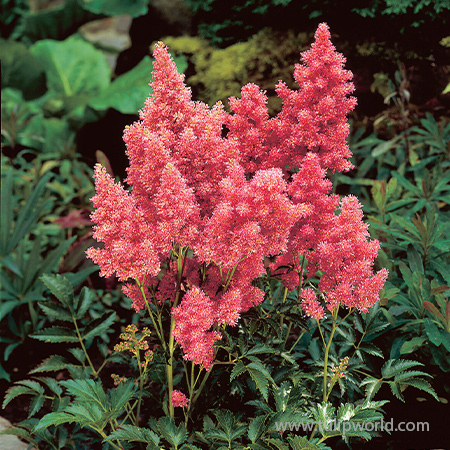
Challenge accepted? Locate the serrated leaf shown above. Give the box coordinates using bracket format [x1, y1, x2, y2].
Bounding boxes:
[231, 360, 246, 381]
[3, 384, 35, 408]
[289, 435, 321, 450]
[31, 326, 78, 343]
[248, 367, 269, 401]
[109, 379, 137, 413]
[75, 287, 94, 319]
[33, 412, 76, 431]
[81, 311, 116, 341]
[273, 381, 292, 413]
[381, 359, 423, 378]
[30, 355, 68, 373]
[248, 416, 267, 443]
[40, 274, 74, 310]
[264, 438, 289, 450]
[105, 425, 160, 445]
[38, 302, 73, 321]
[29, 394, 46, 418]
[157, 417, 187, 447]
[245, 344, 278, 356]
[38, 377, 63, 396]
[401, 378, 438, 400]
[389, 380, 405, 401]
[60, 379, 107, 409]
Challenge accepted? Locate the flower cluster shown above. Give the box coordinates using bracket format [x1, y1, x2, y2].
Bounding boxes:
[87, 23, 387, 370]
[171, 390, 189, 408]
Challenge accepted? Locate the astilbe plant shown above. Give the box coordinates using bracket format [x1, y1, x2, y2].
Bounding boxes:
[86, 23, 388, 420]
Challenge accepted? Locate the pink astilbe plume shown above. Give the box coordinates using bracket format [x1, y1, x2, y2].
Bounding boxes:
[172, 287, 221, 370]
[86, 165, 160, 282]
[228, 23, 356, 175]
[314, 196, 389, 313]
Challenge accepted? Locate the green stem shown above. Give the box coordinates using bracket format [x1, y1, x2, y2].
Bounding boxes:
[322, 307, 339, 402]
[137, 279, 166, 351]
[72, 315, 97, 377]
[167, 246, 187, 418]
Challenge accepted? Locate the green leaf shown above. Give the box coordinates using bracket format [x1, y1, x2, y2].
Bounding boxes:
[248, 366, 270, 401]
[264, 438, 289, 450]
[273, 381, 292, 413]
[108, 379, 137, 413]
[38, 302, 73, 321]
[31, 326, 78, 343]
[105, 425, 160, 445]
[82, 0, 149, 17]
[81, 311, 117, 341]
[3, 384, 37, 408]
[407, 245, 424, 274]
[381, 359, 423, 378]
[400, 337, 426, 355]
[157, 417, 187, 447]
[29, 394, 46, 418]
[248, 416, 266, 443]
[33, 412, 76, 432]
[289, 435, 321, 450]
[75, 286, 94, 319]
[60, 379, 107, 409]
[401, 378, 438, 401]
[231, 360, 246, 381]
[30, 355, 68, 373]
[424, 318, 442, 346]
[30, 36, 110, 97]
[40, 274, 74, 310]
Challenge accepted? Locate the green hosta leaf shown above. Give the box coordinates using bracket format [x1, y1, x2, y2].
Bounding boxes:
[82, 0, 149, 17]
[89, 54, 187, 114]
[248, 416, 267, 443]
[31, 326, 78, 343]
[157, 417, 187, 447]
[30, 36, 110, 98]
[105, 425, 160, 445]
[30, 355, 68, 373]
